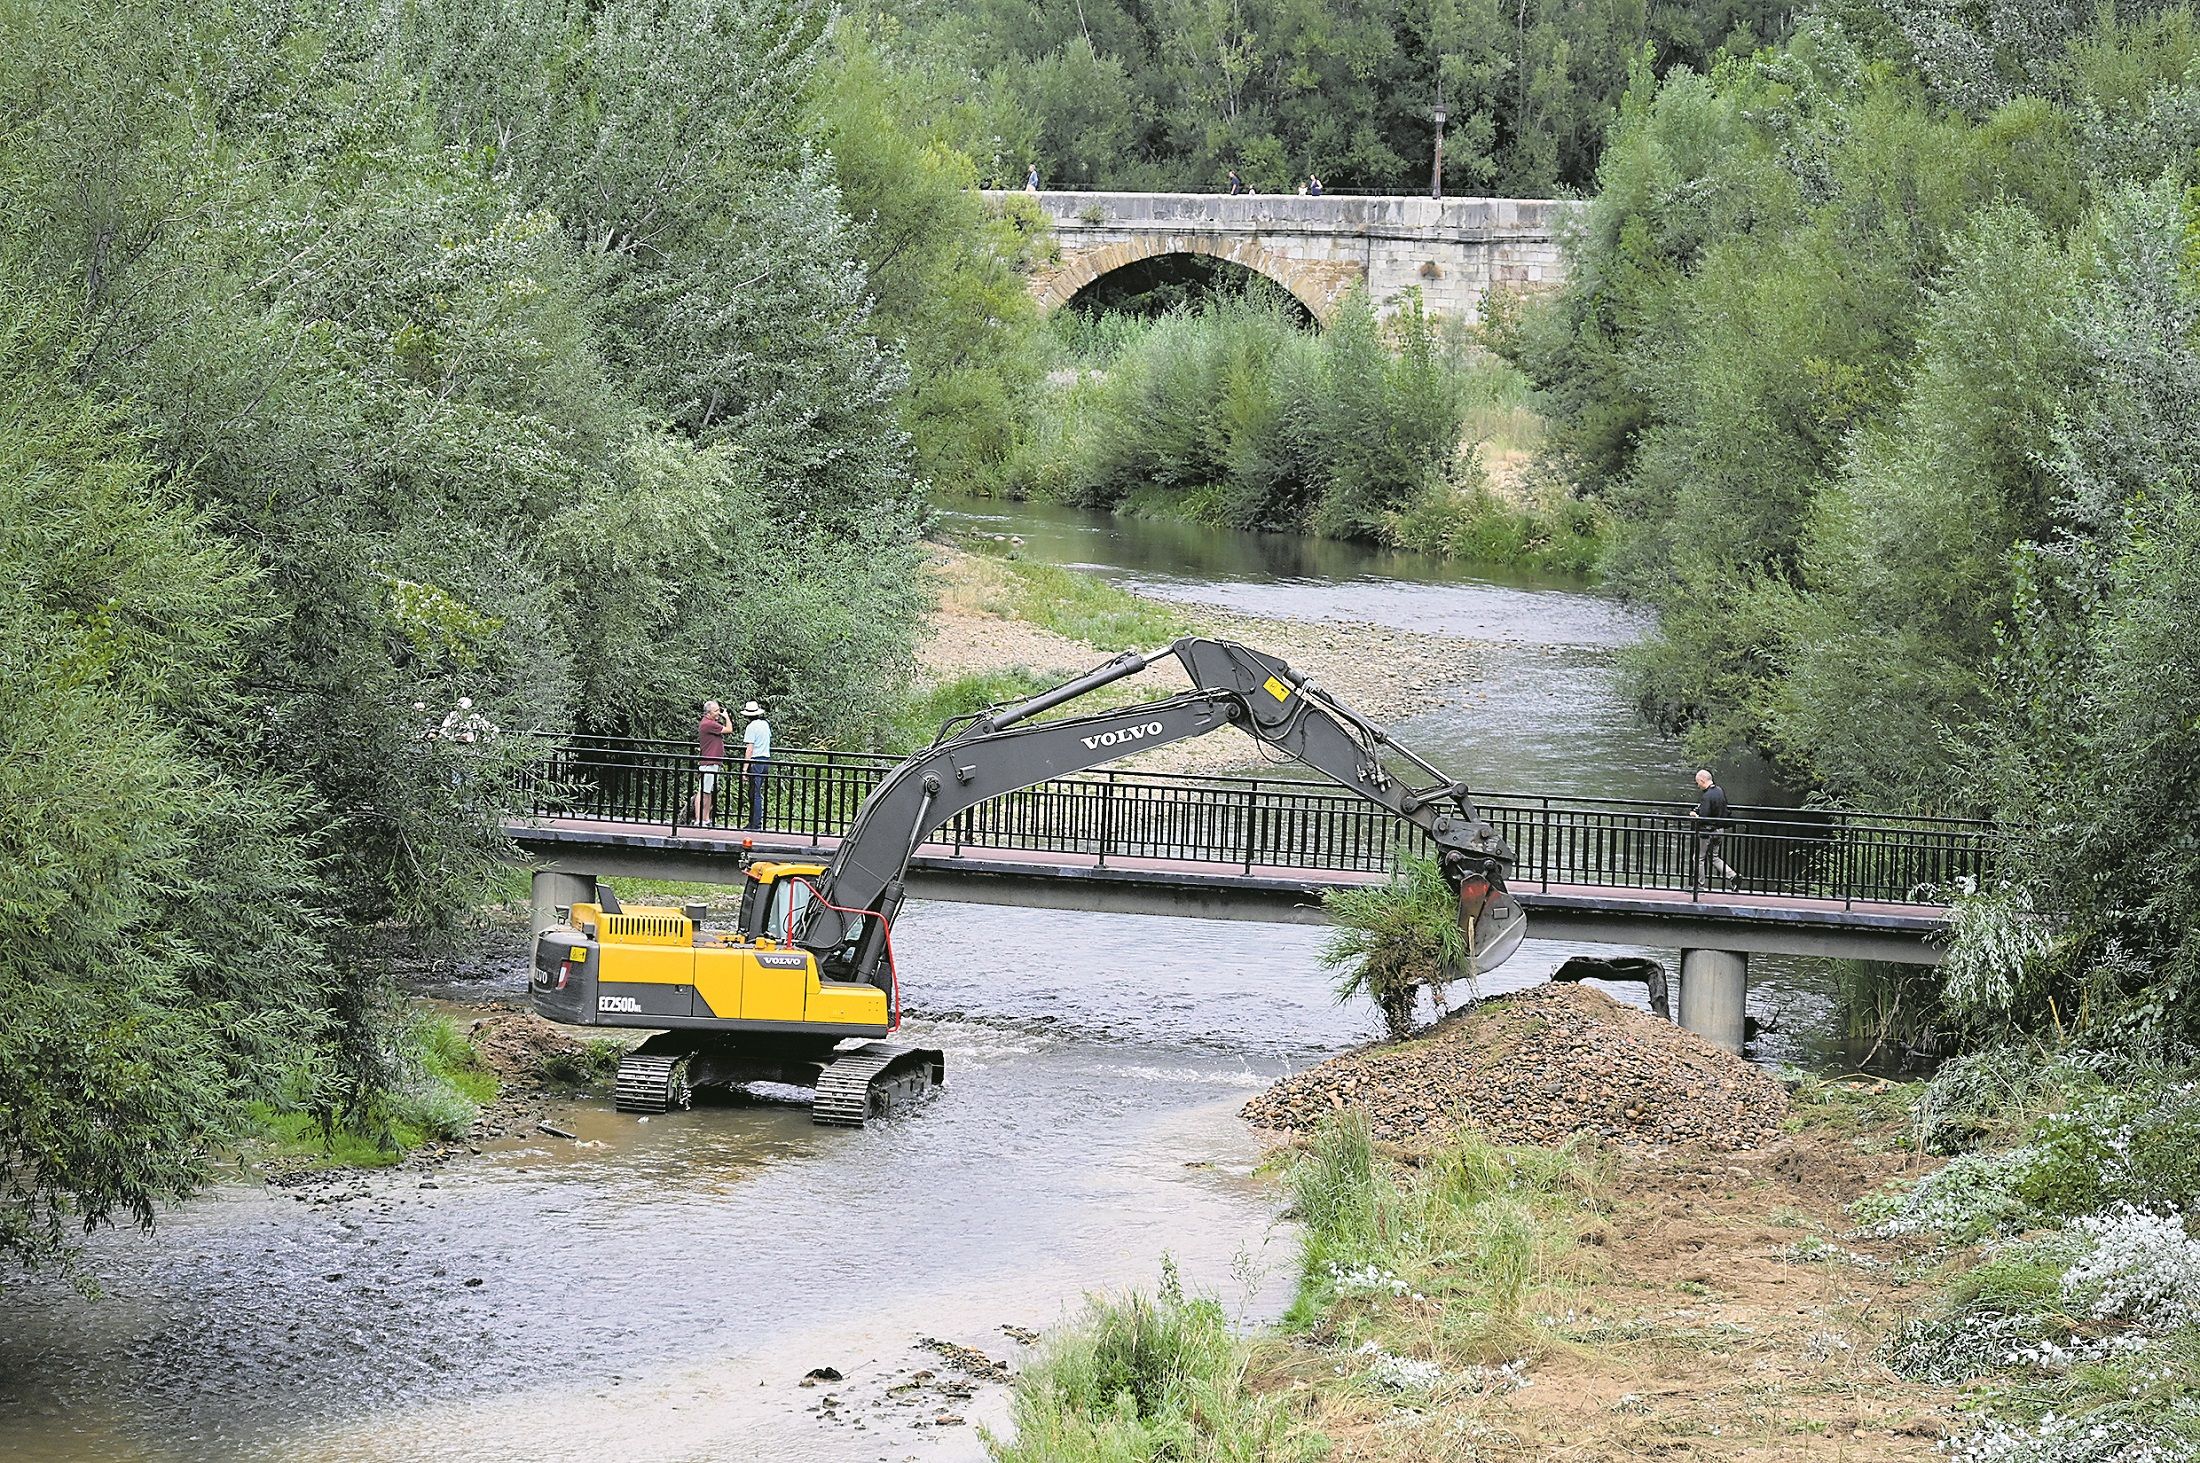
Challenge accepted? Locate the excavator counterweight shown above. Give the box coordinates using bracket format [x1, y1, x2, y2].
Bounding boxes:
[531, 637, 1526, 1125]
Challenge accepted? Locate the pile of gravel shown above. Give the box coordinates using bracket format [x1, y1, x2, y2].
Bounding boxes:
[1241, 983, 1788, 1151]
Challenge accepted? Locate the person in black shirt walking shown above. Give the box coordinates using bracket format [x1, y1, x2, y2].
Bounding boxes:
[1689, 768, 1738, 888]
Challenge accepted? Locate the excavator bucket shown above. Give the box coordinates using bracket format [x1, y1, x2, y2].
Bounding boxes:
[1456, 874, 1529, 975]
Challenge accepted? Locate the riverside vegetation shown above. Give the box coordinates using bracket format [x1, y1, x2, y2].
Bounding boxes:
[0, 0, 1026, 1274]
[1499, 0, 2200, 1055]
[1003, 293, 1606, 575]
[0, 0, 1610, 1274]
[996, 1025, 2200, 1460]
[14, 0, 2200, 1456]
[988, 2, 2200, 1450]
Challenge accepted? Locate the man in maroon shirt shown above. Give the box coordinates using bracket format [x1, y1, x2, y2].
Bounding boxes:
[691, 699, 732, 826]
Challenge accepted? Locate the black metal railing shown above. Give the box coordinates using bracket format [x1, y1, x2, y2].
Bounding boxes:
[514, 737, 1994, 909]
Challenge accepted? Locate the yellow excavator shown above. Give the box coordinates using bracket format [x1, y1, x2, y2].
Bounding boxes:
[530, 636, 1529, 1124]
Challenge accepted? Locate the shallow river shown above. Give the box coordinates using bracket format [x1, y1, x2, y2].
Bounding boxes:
[3, 502, 1864, 1462]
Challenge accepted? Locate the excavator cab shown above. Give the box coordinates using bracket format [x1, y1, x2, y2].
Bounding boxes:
[736, 860, 823, 945]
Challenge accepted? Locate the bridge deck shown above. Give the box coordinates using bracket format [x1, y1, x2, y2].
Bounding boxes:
[508, 815, 1951, 963]
[507, 739, 1983, 964]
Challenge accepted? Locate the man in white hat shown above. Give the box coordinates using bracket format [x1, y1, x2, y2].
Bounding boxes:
[741, 700, 773, 831]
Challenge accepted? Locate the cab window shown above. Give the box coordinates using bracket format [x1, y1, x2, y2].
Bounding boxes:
[761, 876, 816, 943]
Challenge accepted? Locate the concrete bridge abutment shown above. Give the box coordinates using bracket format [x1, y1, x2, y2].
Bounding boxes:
[531, 868, 597, 937]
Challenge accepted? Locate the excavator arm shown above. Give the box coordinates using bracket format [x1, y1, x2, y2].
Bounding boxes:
[794, 637, 1529, 994]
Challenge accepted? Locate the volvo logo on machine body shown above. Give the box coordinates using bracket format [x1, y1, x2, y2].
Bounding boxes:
[1080, 719, 1166, 751]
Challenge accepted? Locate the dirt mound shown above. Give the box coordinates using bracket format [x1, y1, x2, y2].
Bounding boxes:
[1241, 983, 1788, 1150]
[465, 1011, 602, 1084]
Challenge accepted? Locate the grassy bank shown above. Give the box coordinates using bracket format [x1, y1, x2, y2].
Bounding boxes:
[945, 542, 1192, 651]
[990, 1119, 1595, 1462]
[990, 1105, 1637, 1460]
[993, 1045, 2200, 1460]
[246, 1015, 500, 1169]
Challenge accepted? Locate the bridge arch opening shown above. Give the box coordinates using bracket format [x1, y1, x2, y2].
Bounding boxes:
[1064, 251, 1321, 328]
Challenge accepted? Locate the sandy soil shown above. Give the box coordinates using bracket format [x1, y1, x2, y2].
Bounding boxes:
[1270, 1100, 1955, 1462]
[920, 546, 1491, 775]
[1455, 1132, 1948, 1460]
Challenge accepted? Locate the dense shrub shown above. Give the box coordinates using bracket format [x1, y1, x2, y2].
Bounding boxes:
[1010, 292, 1476, 545]
[1387, 480, 1606, 576]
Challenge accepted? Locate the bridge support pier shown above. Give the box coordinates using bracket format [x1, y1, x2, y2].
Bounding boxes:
[1677, 948, 1749, 1054]
[531, 868, 597, 937]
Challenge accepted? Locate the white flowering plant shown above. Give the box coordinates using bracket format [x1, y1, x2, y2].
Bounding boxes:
[2058, 1207, 2200, 1330]
[1888, 1206, 2200, 1460]
[2017, 1084, 2200, 1220]
[1949, 1411, 2193, 1463]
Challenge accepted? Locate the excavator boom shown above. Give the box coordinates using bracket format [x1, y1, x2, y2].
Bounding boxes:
[531, 635, 1527, 1126]
[798, 637, 1528, 993]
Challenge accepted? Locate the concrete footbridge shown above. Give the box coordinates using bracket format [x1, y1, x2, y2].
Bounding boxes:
[508, 740, 1991, 1051]
[989, 189, 1584, 324]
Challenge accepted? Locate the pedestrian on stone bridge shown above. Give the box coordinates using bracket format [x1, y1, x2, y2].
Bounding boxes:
[1227, 167, 1245, 195]
[1690, 768, 1738, 890]
[1306, 172, 1324, 196]
[1025, 163, 1039, 191]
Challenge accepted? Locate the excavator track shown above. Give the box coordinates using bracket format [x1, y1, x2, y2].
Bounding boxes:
[613, 1052, 693, 1114]
[810, 1043, 945, 1128]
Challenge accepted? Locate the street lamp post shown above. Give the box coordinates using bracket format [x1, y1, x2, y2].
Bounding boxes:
[1431, 102, 1448, 200]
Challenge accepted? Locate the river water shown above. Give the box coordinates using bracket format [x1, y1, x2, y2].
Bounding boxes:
[1, 501, 1863, 1462]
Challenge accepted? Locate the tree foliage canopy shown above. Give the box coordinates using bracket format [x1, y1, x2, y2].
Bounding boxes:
[874, 0, 1796, 195]
[1501, 0, 2200, 1045]
[0, 0, 957, 1268]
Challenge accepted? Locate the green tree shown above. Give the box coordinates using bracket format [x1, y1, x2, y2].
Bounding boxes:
[872, 0, 1793, 194]
[0, 0, 936, 1259]
[815, 20, 1050, 494]
[1950, 180, 2200, 1049]
[0, 300, 320, 1275]
[1773, 209, 2079, 803]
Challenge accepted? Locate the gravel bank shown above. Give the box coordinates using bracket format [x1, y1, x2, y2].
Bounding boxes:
[1241, 983, 1790, 1151]
[920, 546, 1494, 774]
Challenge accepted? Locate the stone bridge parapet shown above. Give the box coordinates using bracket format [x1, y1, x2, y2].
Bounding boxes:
[990, 190, 1585, 324]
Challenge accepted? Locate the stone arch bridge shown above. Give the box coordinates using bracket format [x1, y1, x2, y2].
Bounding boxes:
[990, 190, 1584, 324]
